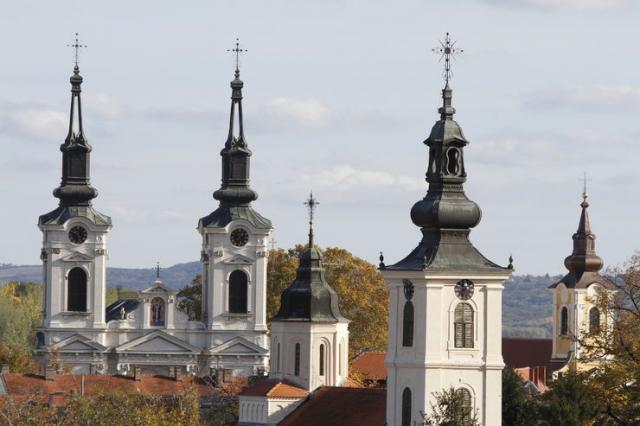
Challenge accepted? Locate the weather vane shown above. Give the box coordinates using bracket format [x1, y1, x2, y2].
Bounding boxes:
[432, 32, 463, 84]
[227, 38, 247, 72]
[67, 33, 87, 67]
[304, 192, 319, 246]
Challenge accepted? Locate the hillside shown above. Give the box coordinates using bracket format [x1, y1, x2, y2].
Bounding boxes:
[0, 262, 555, 337]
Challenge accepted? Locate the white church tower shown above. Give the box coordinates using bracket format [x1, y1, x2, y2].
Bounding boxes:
[382, 33, 512, 426]
[197, 44, 273, 376]
[269, 193, 349, 392]
[37, 56, 112, 364]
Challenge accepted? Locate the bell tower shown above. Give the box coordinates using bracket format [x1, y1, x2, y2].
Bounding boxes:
[382, 34, 511, 426]
[197, 39, 273, 375]
[38, 36, 112, 347]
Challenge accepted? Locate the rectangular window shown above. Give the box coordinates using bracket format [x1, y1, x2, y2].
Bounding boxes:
[294, 343, 300, 376]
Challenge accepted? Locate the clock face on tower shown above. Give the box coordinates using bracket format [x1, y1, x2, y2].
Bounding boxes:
[68, 226, 88, 245]
[455, 279, 475, 300]
[230, 228, 249, 247]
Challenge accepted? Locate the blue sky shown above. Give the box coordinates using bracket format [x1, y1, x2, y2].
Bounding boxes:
[0, 0, 638, 274]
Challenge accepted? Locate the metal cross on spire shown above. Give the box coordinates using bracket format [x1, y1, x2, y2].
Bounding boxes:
[579, 171, 593, 205]
[432, 32, 463, 84]
[227, 38, 247, 73]
[156, 262, 161, 280]
[304, 192, 319, 247]
[67, 33, 87, 67]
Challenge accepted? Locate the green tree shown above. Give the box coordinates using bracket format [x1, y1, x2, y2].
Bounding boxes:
[539, 369, 599, 426]
[177, 274, 202, 320]
[267, 246, 388, 357]
[502, 367, 538, 426]
[421, 386, 479, 426]
[0, 282, 41, 373]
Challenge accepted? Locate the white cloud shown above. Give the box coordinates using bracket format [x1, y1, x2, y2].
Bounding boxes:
[523, 86, 640, 112]
[6, 108, 67, 140]
[483, 0, 632, 11]
[261, 97, 332, 129]
[84, 93, 125, 120]
[301, 165, 424, 192]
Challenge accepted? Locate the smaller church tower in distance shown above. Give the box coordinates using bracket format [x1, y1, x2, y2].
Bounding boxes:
[549, 187, 616, 369]
[382, 34, 511, 426]
[197, 40, 273, 375]
[270, 193, 349, 392]
[38, 37, 112, 353]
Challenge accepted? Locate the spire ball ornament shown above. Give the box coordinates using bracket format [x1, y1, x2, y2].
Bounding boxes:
[432, 32, 463, 84]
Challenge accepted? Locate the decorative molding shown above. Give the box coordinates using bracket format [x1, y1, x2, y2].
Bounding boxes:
[256, 250, 267, 258]
[95, 249, 106, 256]
[213, 248, 224, 258]
[51, 248, 61, 254]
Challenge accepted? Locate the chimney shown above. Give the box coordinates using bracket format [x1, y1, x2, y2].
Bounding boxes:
[174, 366, 183, 382]
[44, 365, 56, 381]
[133, 367, 142, 381]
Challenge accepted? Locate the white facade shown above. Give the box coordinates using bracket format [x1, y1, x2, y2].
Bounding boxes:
[383, 270, 509, 426]
[239, 395, 305, 426]
[269, 321, 349, 392]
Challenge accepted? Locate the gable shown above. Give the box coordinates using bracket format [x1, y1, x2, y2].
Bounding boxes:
[210, 336, 268, 355]
[116, 331, 198, 354]
[61, 252, 93, 262]
[49, 334, 106, 352]
[224, 255, 253, 265]
[62, 341, 101, 352]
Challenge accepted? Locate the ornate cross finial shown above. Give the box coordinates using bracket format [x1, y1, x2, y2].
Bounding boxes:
[432, 32, 463, 84]
[156, 262, 160, 280]
[227, 38, 247, 74]
[67, 33, 87, 67]
[304, 192, 319, 247]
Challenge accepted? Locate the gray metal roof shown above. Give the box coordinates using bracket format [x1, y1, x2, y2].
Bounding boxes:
[199, 205, 272, 229]
[39, 205, 112, 226]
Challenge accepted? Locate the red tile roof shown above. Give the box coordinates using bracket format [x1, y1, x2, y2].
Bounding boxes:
[502, 338, 566, 375]
[0, 373, 216, 407]
[350, 352, 387, 381]
[240, 378, 309, 398]
[279, 386, 386, 426]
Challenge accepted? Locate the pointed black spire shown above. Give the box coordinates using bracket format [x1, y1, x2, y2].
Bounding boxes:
[272, 195, 345, 323]
[39, 35, 111, 227]
[53, 35, 98, 208]
[212, 39, 257, 207]
[564, 189, 603, 274]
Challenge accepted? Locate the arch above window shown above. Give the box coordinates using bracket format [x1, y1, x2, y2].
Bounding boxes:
[229, 270, 248, 314]
[67, 267, 87, 312]
[454, 302, 474, 348]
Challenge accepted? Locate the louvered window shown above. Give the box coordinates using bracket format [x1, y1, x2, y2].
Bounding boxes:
[454, 303, 474, 348]
[458, 388, 473, 420]
[402, 301, 414, 347]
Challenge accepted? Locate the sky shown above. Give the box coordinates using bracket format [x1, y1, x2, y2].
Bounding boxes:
[0, 0, 638, 275]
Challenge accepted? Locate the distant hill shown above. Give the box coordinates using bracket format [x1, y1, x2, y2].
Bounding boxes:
[0, 262, 556, 337]
[0, 262, 201, 291]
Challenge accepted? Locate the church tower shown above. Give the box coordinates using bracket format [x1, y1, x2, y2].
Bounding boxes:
[269, 194, 349, 391]
[549, 189, 616, 364]
[38, 49, 112, 346]
[197, 41, 273, 375]
[382, 34, 511, 426]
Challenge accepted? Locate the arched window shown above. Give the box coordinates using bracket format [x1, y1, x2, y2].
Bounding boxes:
[294, 343, 300, 376]
[454, 303, 474, 348]
[458, 388, 473, 420]
[229, 270, 248, 313]
[402, 301, 414, 347]
[319, 344, 325, 376]
[589, 307, 601, 334]
[67, 267, 87, 312]
[276, 342, 281, 372]
[560, 306, 568, 335]
[401, 387, 411, 426]
[150, 297, 165, 326]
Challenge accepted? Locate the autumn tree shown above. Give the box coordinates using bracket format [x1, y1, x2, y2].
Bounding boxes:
[0, 282, 41, 373]
[574, 254, 640, 424]
[267, 245, 388, 358]
[538, 369, 600, 426]
[421, 386, 479, 426]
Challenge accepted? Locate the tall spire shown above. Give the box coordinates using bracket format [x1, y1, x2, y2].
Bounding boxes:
[564, 185, 603, 274]
[388, 33, 506, 273]
[212, 38, 258, 207]
[53, 33, 98, 207]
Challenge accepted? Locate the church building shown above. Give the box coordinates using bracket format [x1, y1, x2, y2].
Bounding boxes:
[36, 47, 272, 380]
